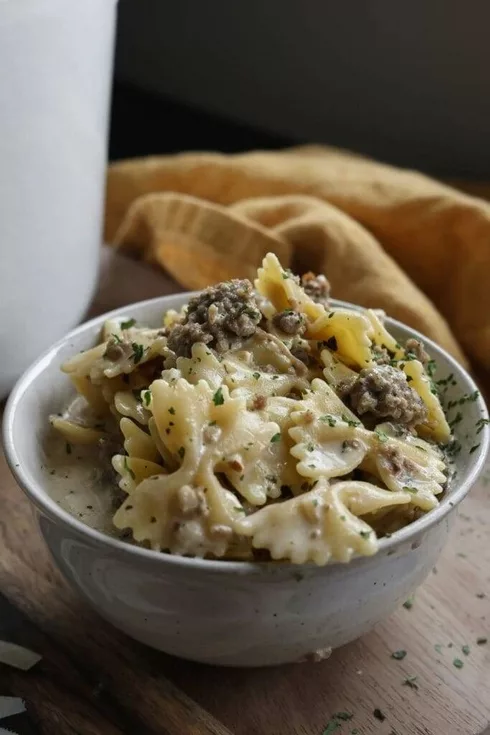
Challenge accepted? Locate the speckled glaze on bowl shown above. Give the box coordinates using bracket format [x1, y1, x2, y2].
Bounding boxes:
[3, 295, 489, 667]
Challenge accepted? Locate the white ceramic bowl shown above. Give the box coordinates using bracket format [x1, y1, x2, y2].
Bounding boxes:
[3, 295, 489, 667]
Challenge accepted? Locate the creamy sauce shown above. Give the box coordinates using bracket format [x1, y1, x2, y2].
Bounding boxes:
[43, 398, 120, 536]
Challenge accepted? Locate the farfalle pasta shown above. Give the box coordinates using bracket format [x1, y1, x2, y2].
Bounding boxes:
[49, 253, 457, 565]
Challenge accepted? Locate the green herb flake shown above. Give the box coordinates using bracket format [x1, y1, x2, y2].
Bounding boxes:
[333, 713, 353, 722]
[252, 372, 261, 380]
[434, 644, 443, 654]
[111, 333, 122, 344]
[178, 446, 185, 459]
[213, 387, 225, 406]
[477, 637, 487, 645]
[307, 443, 315, 452]
[403, 596, 414, 610]
[321, 722, 340, 735]
[131, 342, 144, 364]
[373, 709, 385, 722]
[359, 530, 371, 539]
[469, 443, 481, 454]
[403, 675, 419, 690]
[426, 359, 437, 377]
[391, 649, 407, 660]
[168, 406, 176, 415]
[453, 658, 464, 669]
[66, 442, 72, 455]
[375, 429, 389, 443]
[143, 390, 151, 407]
[270, 433, 281, 443]
[208, 420, 217, 426]
[320, 414, 337, 427]
[403, 486, 418, 494]
[120, 318, 136, 330]
[462, 645, 470, 656]
[342, 414, 360, 427]
[235, 507, 246, 514]
[123, 457, 135, 480]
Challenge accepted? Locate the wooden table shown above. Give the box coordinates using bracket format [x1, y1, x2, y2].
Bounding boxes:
[1, 250, 489, 735]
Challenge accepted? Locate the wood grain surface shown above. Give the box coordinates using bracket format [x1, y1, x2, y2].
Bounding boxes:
[1, 250, 489, 735]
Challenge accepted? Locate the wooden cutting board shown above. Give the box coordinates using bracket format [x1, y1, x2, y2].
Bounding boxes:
[1, 250, 489, 735]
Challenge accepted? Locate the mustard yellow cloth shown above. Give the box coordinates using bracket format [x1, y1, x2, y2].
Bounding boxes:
[105, 145, 490, 373]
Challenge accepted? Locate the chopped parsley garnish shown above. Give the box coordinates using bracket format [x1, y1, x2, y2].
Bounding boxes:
[326, 336, 338, 351]
[281, 268, 294, 280]
[333, 713, 353, 722]
[469, 443, 481, 454]
[342, 414, 360, 427]
[321, 722, 340, 735]
[111, 333, 122, 343]
[123, 457, 135, 480]
[373, 709, 385, 722]
[131, 342, 144, 364]
[403, 596, 414, 610]
[426, 359, 437, 377]
[270, 433, 281, 443]
[120, 318, 136, 330]
[307, 443, 315, 452]
[320, 414, 337, 427]
[168, 407, 176, 415]
[375, 429, 389, 443]
[359, 530, 371, 539]
[178, 446, 185, 459]
[462, 645, 470, 656]
[213, 387, 225, 405]
[208, 420, 217, 426]
[434, 644, 443, 654]
[66, 442, 72, 455]
[476, 417, 490, 434]
[143, 390, 151, 406]
[235, 507, 246, 513]
[403, 675, 418, 690]
[321, 712, 353, 734]
[252, 372, 261, 380]
[449, 412, 463, 428]
[391, 649, 407, 660]
[453, 658, 464, 669]
[477, 637, 487, 645]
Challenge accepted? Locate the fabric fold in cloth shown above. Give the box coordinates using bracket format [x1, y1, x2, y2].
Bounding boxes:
[105, 145, 490, 372]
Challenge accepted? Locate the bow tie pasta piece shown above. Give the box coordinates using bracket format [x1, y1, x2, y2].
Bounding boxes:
[237, 478, 410, 564]
[175, 343, 226, 390]
[49, 416, 107, 445]
[255, 252, 326, 323]
[120, 417, 161, 464]
[113, 474, 243, 556]
[321, 349, 357, 388]
[308, 309, 374, 369]
[373, 438, 446, 511]
[402, 360, 450, 443]
[112, 454, 167, 495]
[289, 421, 369, 480]
[296, 377, 360, 425]
[113, 391, 151, 426]
[365, 309, 404, 361]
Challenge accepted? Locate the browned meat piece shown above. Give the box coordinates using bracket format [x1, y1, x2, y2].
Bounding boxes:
[167, 279, 261, 357]
[371, 346, 392, 365]
[341, 365, 427, 426]
[272, 309, 307, 336]
[104, 337, 133, 361]
[301, 271, 330, 307]
[405, 338, 430, 366]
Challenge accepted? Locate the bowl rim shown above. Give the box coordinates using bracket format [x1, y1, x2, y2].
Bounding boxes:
[3, 293, 489, 574]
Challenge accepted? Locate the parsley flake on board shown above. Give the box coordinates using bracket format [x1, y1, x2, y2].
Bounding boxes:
[373, 708, 386, 722]
[213, 387, 224, 405]
[477, 637, 487, 645]
[403, 675, 419, 690]
[403, 596, 414, 610]
[462, 645, 470, 656]
[453, 658, 464, 669]
[391, 649, 407, 660]
[120, 318, 136, 330]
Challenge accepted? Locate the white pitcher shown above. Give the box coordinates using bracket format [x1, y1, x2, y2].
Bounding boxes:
[0, 0, 118, 396]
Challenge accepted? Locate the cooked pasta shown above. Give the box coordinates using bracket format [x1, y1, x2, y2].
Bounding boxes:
[49, 253, 458, 565]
